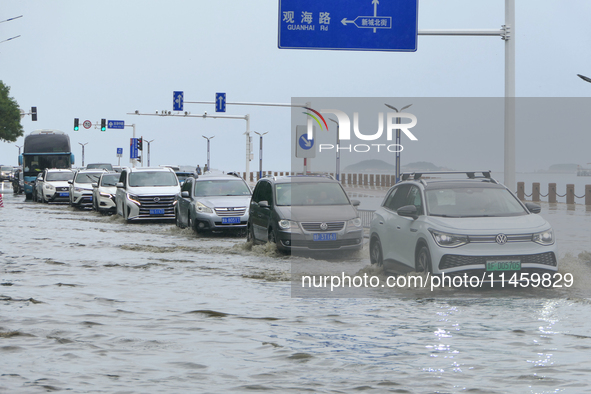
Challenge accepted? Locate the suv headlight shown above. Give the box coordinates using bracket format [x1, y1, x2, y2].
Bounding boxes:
[532, 229, 554, 245]
[100, 192, 113, 198]
[347, 217, 362, 230]
[429, 229, 469, 248]
[278, 219, 299, 231]
[126, 193, 141, 205]
[44, 183, 55, 191]
[195, 201, 213, 213]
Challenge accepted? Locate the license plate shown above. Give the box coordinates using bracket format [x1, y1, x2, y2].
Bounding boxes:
[59, 193, 69, 197]
[486, 260, 521, 271]
[222, 217, 241, 224]
[89, 196, 92, 200]
[150, 208, 165, 215]
[313, 233, 337, 241]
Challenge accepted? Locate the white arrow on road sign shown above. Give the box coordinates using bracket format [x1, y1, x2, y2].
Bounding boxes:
[295, 125, 316, 158]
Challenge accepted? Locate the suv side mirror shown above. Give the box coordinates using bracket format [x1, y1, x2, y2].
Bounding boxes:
[351, 199, 361, 207]
[116, 182, 124, 188]
[181, 191, 189, 198]
[397, 204, 418, 219]
[67, 180, 73, 184]
[259, 200, 269, 208]
[91, 183, 98, 188]
[525, 202, 541, 214]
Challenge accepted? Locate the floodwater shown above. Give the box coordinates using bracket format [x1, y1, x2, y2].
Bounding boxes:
[2, 185, 591, 393]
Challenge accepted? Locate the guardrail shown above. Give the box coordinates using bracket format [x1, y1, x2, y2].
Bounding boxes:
[517, 182, 591, 205]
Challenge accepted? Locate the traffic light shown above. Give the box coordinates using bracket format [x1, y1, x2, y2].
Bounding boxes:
[101, 118, 106, 131]
[31, 107, 37, 121]
[138, 137, 143, 150]
[74, 118, 79, 131]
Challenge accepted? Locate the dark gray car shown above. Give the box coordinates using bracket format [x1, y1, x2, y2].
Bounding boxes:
[247, 175, 363, 253]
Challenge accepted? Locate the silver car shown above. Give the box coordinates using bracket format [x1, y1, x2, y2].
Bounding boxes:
[92, 172, 120, 214]
[175, 173, 252, 233]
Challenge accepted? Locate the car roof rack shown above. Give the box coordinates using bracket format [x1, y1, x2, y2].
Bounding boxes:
[226, 171, 243, 178]
[401, 171, 496, 183]
[291, 173, 335, 180]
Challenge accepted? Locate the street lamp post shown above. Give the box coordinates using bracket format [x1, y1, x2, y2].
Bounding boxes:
[254, 131, 268, 180]
[78, 142, 88, 167]
[146, 139, 154, 167]
[328, 118, 340, 181]
[202, 135, 214, 171]
[385, 104, 413, 184]
[15, 145, 22, 156]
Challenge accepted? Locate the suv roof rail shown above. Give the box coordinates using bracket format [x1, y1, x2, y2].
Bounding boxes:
[292, 173, 335, 180]
[226, 171, 243, 178]
[401, 171, 496, 182]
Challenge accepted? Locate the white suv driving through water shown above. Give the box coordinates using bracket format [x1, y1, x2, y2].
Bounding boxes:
[115, 167, 180, 222]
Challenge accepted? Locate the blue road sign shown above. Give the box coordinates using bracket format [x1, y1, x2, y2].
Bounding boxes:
[108, 120, 125, 129]
[130, 138, 138, 159]
[216, 92, 226, 112]
[173, 91, 184, 111]
[278, 0, 418, 52]
[299, 133, 314, 150]
[117, 148, 123, 155]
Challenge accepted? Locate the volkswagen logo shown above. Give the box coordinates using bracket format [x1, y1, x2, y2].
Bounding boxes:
[320, 222, 328, 231]
[228, 207, 234, 211]
[495, 234, 507, 245]
[153, 197, 160, 203]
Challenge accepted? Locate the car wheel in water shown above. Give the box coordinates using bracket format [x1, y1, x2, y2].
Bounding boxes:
[370, 237, 383, 266]
[175, 209, 182, 228]
[246, 223, 255, 244]
[416, 245, 432, 274]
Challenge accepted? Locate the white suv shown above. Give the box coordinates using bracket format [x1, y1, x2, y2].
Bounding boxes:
[115, 167, 180, 222]
[69, 170, 106, 208]
[36, 168, 74, 203]
[369, 171, 557, 282]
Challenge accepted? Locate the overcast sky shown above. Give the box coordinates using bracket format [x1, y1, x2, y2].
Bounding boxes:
[1, 0, 590, 174]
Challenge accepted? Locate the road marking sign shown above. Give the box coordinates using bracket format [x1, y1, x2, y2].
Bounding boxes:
[296, 125, 316, 158]
[173, 91, 184, 111]
[216, 93, 226, 112]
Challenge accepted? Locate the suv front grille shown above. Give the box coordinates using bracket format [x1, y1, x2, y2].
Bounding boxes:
[137, 195, 176, 216]
[439, 252, 557, 269]
[301, 222, 345, 232]
[214, 207, 247, 216]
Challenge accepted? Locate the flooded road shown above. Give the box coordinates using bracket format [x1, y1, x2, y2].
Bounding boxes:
[2, 188, 591, 393]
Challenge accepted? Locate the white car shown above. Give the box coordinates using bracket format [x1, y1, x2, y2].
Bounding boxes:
[369, 171, 557, 282]
[115, 167, 180, 222]
[92, 172, 120, 214]
[36, 168, 74, 203]
[69, 170, 105, 208]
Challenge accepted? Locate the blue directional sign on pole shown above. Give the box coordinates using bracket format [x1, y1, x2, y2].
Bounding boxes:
[108, 120, 125, 129]
[296, 125, 316, 158]
[130, 138, 138, 159]
[278, 0, 418, 52]
[117, 148, 123, 157]
[173, 91, 184, 111]
[215, 92, 226, 112]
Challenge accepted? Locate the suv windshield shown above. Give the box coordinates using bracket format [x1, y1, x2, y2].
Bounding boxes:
[100, 174, 120, 186]
[129, 171, 178, 187]
[194, 179, 251, 197]
[275, 182, 350, 206]
[87, 163, 113, 171]
[75, 173, 103, 184]
[426, 186, 527, 217]
[46, 172, 74, 181]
